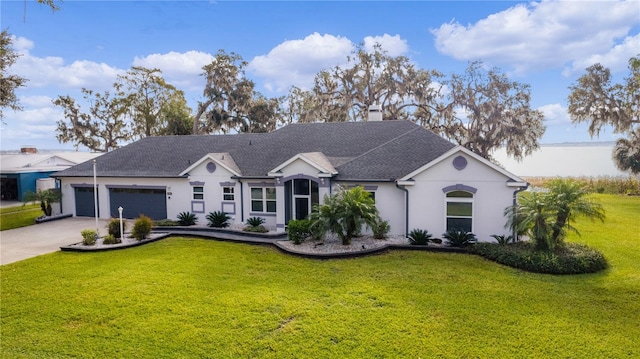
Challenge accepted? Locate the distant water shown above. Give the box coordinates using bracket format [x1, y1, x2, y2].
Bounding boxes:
[491, 142, 631, 178]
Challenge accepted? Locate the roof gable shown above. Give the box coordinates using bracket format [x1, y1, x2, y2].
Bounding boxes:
[268, 152, 338, 177]
[180, 153, 241, 177]
[399, 146, 526, 185]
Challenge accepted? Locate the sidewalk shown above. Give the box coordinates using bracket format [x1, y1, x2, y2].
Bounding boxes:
[0, 217, 109, 265]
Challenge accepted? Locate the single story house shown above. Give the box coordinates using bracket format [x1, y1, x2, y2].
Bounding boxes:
[54, 118, 527, 241]
[1, 148, 101, 202]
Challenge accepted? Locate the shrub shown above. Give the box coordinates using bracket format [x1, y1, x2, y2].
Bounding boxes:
[244, 225, 269, 233]
[154, 219, 180, 226]
[107, 218, 127, 239]
[407, 229, 432, 245]
[206, 211, 231, 228]
[132, 215, 153, 241]
[102, 234, 121, 245]
[177, 212, 198, 226]
[80, 229, 97, 245]
[372, 218, 390, 239]
[443, 229, 477, 247]
[491, 234, 514, 246]
[287, 219, 310, 245]
[246, 217, 266, 227]
[469, 241, 608, 274]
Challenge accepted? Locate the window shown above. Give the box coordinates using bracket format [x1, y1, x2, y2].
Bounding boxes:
[222, 186, 235, 201]
[367, 191, 376, 204]
[446, 190, 473, 232]
[193, 186, 204, 200]
[251, 187, 276, 213]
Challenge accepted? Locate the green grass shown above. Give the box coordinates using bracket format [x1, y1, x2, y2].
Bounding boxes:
[0, 203, 42, 231]
[1, 195, 639, 358]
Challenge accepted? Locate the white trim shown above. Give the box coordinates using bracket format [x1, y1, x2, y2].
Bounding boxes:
[268, 152, 338, 177]
[444, 189, 474, 233]
[399, 146, 526, 183]
[396, 180, 415, 186]
[179, 153, 241, 177]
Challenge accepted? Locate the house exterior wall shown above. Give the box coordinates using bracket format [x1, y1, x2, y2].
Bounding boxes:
[59, 176, 184, 219]
[186, 161, 242, 224]
[333, 181, 406, 237]
[405, 152, 515, 242]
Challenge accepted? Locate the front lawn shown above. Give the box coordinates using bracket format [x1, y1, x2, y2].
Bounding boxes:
[1, 194, 638, 358]
[0, 203, 42, 231]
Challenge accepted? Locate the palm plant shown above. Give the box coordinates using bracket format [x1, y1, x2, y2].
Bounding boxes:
[206, 211, 231, 228]
[545, 179, 605, 245]
[372, 217, 390, 239]
[314, 186, 378, 245]
[505, 180, 605, 252]
[443, 229, 477, 247]
[490, 234, 514, 246]
[23, 189, 62, 217]
[505, 191, 554, 251]
[407, 229, 432, 245]
[177, 212, 198, 226]
[246, 217, 265, 227]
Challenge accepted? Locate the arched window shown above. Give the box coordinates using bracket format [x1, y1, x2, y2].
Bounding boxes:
[445, 190, 473, 232]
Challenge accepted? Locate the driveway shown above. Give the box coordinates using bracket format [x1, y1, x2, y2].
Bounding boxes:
[0, 217, 109, 265]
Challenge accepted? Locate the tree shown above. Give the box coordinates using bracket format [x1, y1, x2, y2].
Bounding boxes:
[54, 89, 132, 152]
[568, 56, 640, 174]
[284, 45, 445, 125]
[0, 29, 27, 121]
[445, 61, 546, 160]
[312, 186, 378, 245]
[505, 179, 605, 251]
[193, 50, 280, 134]
[23, 189, 62, 217]
[545, 179, 605, 246]
[284, 47, 544, 160]
[36, 0, 60, 11]
[505, 191, 553, 251]
[158, 95, 194, 136]
[115, 66, 188, 138]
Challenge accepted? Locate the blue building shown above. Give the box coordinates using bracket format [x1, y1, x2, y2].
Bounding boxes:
[1, 148, 101, 202]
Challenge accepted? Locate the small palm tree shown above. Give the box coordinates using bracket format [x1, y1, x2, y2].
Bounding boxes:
[505, 180, 605, 252]
[505, 191, 554, 251]
[314, 186, 378, 245]
[545, 179, 605, 245]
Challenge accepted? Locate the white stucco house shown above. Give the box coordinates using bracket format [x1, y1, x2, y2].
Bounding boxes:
[54, 119, 527, 241]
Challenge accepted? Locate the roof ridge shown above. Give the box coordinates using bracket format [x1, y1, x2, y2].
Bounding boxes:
[337, 126, 422, 168]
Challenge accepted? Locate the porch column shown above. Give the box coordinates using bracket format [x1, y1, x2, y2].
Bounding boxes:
[275, 180, 286, 232]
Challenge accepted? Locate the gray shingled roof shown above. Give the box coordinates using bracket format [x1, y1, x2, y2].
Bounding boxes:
[54, 120, 455, 181]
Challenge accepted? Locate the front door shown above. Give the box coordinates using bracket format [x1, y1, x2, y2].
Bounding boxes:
[286, 178, 320, 223]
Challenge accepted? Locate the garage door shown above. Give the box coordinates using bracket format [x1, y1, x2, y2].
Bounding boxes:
[109, 187, 167, 220]
[75, 187, 99, 217]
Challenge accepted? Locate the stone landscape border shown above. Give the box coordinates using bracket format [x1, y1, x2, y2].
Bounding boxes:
[60, 227, 467, 259]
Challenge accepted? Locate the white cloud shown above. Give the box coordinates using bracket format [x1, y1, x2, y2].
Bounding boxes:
[10, 36, 122, 90]
[0, 105, 64, 149]
[538, 103, 570, 125]
[564, 33, 640, 75]
[20, 96, 55, 108]
[248, 32, 354, 93]
[363, 34, 408, 56]
[431, 0, 640, 74]
[132, 50, 215, 90]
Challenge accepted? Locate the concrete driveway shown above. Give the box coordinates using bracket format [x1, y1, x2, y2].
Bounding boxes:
[0, 217, 109, 265]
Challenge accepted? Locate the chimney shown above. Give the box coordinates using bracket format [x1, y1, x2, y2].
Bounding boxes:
[368, 105, 382, 121]
[20, 147, 37, 154]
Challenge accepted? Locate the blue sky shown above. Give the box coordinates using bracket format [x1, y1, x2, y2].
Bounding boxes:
[1, 0, 639, 152]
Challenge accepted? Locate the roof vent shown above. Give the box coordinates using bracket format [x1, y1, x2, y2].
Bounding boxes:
[368, 105, 382, 121]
